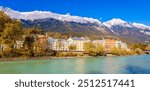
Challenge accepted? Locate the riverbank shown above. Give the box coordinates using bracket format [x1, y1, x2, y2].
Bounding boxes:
[0, 55, 92, 62]
[0, 53, 148, 62]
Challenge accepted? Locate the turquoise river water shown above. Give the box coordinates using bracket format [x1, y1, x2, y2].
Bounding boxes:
[0, 55, 149, 74]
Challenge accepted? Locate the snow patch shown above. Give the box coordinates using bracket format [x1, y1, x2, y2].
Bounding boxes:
[132, 23, 150, 30]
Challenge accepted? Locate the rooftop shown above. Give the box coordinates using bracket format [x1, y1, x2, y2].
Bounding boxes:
[69, 37, 88, 41]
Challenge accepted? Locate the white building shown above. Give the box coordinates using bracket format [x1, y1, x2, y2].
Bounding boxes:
[68, 37, 89, 51]
[48, 38, 69, 51]
[14, 41, 24, 49]
[115, 40, 128, 49]
[0, 44, 4, 51]
[48, 37, 89, 52]
[121, 43, 128, 49]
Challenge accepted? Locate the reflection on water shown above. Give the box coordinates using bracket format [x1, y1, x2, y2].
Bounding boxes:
[125, 65, 150, 74]
[0, 55, 149, 74]
[103, 57, 120, 74]
[75, 59, 85, 74]
[103, 57, 129, 74]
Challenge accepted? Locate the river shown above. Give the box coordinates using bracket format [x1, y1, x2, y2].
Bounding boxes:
[0, 55, 149, 74]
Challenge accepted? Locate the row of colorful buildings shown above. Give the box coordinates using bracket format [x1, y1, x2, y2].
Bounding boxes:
[47, 36, 128, 52]
[0, 34, 128, 52]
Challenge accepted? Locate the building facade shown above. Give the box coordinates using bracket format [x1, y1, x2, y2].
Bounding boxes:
[48, 37, 128, 52]
[14, 41, 24, 49]
[48, 37, 89, 52]
[92, 39, 105, 47]
[48, 38, 69, 51]
[68, 37, 89, 51]
[104, 39, 128, 52]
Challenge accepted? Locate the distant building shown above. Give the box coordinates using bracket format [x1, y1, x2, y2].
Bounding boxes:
[48, 38, 69, 51]
[104, 38, 128, 52]
[0, 44, 10, 51]
[37, 35, 48, 44]
[104, 39, 117, 52]
[54, 39, 69, 51]
[0, 45, 2, 51]
[92, 39, 105, 47]
[0, 44, 4, 51]
[14, 41, 24, 49]
[116, 41, 128, 49]
[48, 37, 89, 52]
[47, 37, 54, 50]
[68, 37, 89, 51]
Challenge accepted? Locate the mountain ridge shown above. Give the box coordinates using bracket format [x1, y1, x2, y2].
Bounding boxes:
[1, 6, 150, 28]
[0, 6, 101, 25]
[0, 6, 150, 44]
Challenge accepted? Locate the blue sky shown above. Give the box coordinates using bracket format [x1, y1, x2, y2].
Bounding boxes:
[0, 0, 150, 25]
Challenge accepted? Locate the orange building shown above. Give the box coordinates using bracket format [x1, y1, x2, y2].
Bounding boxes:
[37, 35, 48, 44]
[104, 39, 117, 52]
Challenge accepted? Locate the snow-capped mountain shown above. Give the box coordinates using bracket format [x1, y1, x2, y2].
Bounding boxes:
[104, 18, 150, 30]
[103, 18, 132, 28]
[0, 6, 101, 25]
[0, 6, 150, 43]
[103, 18, 150, 36]
[1, 6, 150, 31]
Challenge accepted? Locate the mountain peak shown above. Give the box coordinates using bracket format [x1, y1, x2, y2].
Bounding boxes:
[103, 18, 131, 28]
[110, 18, 126, 23]
[0, 6, 4, 11]
[0, 6, 12, 12]
[104, 18, 127, 26]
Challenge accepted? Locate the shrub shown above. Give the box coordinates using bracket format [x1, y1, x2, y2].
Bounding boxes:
[135, 48, 143, 55]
